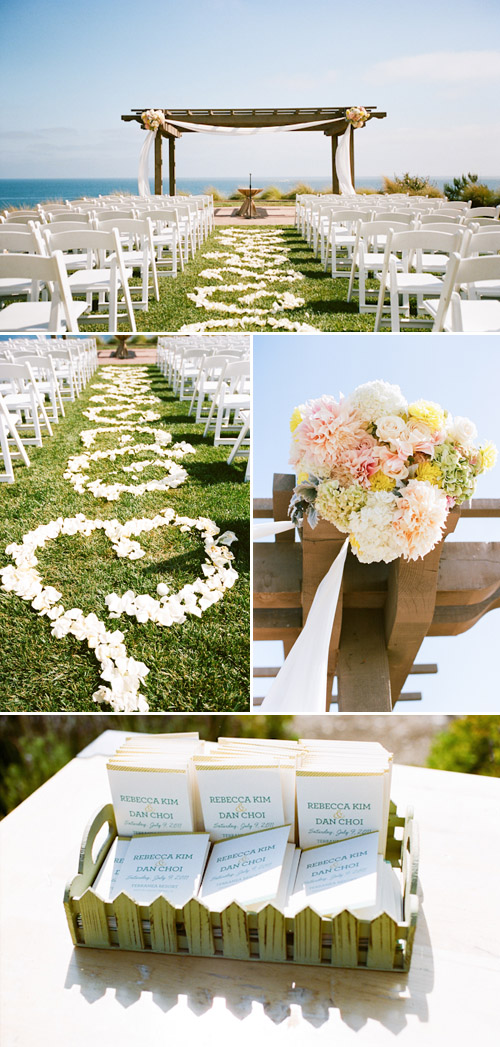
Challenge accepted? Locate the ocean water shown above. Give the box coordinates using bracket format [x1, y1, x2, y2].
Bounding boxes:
[2, 176, 498, 209]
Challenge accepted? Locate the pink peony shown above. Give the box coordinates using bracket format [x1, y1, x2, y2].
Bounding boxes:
[391, 479, 449, 560]
[290, 396, 368, 478]
[341, 434, 381, 488]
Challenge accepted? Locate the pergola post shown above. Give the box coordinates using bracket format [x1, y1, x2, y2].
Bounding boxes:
[154, 132, 162, 195]
[168, 137, 176, 195]
[350, 127, 355, 190]
[330, 135, 340, 194]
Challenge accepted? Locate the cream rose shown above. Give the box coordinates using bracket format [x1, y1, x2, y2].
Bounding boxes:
[447, 416, 478, 449]
[375, 415, 407, 446]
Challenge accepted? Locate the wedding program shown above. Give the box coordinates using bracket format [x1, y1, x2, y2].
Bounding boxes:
[97, 731, 400, 918]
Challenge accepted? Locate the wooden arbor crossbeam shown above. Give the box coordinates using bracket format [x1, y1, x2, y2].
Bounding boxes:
[121, 107, 387, 195]
[253, 474, 500, 712]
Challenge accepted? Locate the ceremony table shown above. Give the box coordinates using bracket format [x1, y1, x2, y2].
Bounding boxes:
[236, 188, 263, 218]
[0, 730, 498, 1046]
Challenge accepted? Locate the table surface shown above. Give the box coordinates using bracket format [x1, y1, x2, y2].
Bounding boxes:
[1, 731, 499, 1046]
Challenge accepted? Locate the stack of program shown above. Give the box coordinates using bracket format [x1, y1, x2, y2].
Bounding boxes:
[106, 731, 204, 837]
[192, 736, 300, 843]
[94, 732, 401, 921]
[296, 739, 393, 854]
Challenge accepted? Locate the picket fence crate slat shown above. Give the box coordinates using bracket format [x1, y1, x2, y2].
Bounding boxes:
[63, 800, 419, 972]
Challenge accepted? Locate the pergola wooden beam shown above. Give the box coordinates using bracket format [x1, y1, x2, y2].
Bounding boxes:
[122, 107, 386, 194]
[253, 479, 500, 711]
[127, 107, 385, 128]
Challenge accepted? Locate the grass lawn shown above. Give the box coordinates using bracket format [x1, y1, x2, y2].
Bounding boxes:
[80, 226, 378, 334]
[0, 365, 250, 713]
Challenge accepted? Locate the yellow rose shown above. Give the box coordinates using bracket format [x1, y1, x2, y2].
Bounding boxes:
[297, 471, 308, 484]
[480, 442, 498, 471]
[408, 399, 446, 433]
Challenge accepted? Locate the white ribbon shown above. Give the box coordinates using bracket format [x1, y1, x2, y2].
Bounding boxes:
[167, 117, 346, 136]
[336, 124, 355, 196]
[138, 130, 154, 197]
[256, 527, 349, 713]
[253, 521, 296, 540]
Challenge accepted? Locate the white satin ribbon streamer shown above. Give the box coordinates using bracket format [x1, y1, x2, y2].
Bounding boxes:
[258, 538, 349, 713]
[253, 521, 296, 540]
[336, 125, 355, 196]
[138, 131, 154, 197]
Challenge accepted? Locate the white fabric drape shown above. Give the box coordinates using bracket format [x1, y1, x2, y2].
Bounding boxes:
[253, 521, 296, 540]
[258, 536, 349, 713]
[336, 124, 355, 196]
[138, 131, 154, 197]
[167, 117, 345, 136]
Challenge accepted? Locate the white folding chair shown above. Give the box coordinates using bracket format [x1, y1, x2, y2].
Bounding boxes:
[227, 407, 250, 481]
[0, 360, 53, 445]
[142, 208, 181, 275]
[0, 253, 85, 332]
[203, 360, 250, 446]
[8, 352, 65, 422]
[0, 392, 31, 482]
[95, 216, 159, 309]
[347, 219, 414, 313]
[374, 229, 464, 331]
[425, 254, 500, 332]
[44, 227, 136, 331]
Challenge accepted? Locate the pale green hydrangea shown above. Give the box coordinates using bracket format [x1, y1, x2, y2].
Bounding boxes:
[432, 443, 479, 503]
[316, 480, 368, 531]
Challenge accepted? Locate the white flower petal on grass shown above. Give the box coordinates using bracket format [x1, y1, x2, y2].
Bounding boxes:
[1, 366, 240, 713]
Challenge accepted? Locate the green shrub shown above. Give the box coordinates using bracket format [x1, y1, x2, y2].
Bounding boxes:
[202, 186, 225, 202]
[427, 716, 500, 776]
[383, 173, 443, 197]
[462, 182, 500, 207]
[259, 185, 283, 200]
[443, 173, 478, 201]
[283, 182, 315, 200]
[444, 173, 500, 207]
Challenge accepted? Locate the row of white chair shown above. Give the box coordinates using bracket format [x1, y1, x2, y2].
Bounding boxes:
[295, 200, 500, 332]
[157, 336, 251, 478]
[0, 337, 96, 481]
[0, 194, 214, 332]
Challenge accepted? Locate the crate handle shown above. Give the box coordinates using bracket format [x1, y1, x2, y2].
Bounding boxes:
[64, 803, 117, 902]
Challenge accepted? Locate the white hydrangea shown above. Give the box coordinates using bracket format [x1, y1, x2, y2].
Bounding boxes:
[345, 381, 408, 424]
[348, 491, 402, 563]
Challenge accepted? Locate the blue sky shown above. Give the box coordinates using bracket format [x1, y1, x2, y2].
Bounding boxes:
[253, 333, 500, 712]
[1, 0, 499, 180]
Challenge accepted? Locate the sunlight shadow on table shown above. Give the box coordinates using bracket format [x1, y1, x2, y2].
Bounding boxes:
[64, 902, 433, 1033]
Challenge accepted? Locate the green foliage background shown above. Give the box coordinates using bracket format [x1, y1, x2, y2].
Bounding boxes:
[0, 714, 293, 817]
[427, 716, 500, 777]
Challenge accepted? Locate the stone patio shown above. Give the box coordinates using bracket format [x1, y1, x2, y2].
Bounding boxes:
[214, 205, 295, 226]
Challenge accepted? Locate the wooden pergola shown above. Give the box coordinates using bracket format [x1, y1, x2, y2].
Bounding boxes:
[121, 107, 387, 195]
[254, 474, 500, 711]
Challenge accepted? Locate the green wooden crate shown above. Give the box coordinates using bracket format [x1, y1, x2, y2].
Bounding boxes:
[64, 800, 419, 971]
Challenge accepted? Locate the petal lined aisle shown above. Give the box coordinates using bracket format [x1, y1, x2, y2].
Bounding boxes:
[0, 340, 249, 713]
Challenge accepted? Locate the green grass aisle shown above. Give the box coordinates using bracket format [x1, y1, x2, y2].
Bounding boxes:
[90, 226, 376, 334]
[0, 366, 249, 712]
